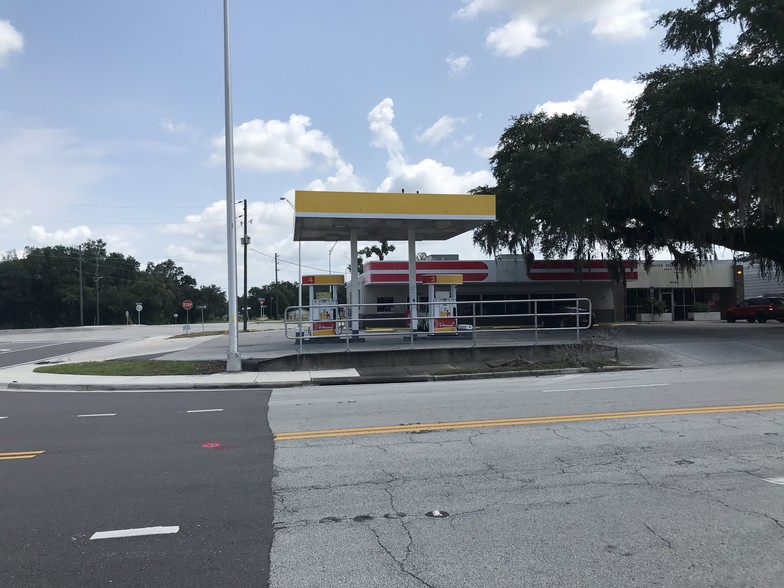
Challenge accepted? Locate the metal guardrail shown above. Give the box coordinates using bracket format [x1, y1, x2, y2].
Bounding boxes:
[283, 297, 594, 352]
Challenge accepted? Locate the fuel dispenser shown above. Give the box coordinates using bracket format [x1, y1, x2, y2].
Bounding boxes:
[303, 274, 345, 337]
[422, 274, 463, 335]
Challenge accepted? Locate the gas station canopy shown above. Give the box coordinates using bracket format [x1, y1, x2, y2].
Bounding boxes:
[293, 191, 496, 242]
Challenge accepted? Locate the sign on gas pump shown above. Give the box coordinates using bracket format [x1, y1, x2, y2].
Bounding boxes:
[422, 275, 463, 335]
[311, 298, 338, 336]
[303, 274, 345, 337]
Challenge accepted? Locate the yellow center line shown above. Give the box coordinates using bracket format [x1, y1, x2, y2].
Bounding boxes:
[0, 450, 45, 461]
[274, 403, 784, 441]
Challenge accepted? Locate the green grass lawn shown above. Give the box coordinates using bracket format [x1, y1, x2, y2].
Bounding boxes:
[34, 360, 227, 376]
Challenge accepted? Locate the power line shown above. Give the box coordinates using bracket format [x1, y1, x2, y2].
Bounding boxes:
[0, 195, 213, 210]
[248, 247, 328, 274]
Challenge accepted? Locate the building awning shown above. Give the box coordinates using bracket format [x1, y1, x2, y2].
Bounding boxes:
[293, 191, 496, 242]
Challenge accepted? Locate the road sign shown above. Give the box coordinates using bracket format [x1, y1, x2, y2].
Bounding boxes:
[135, 304, 143, 312]
[258, 298, 265, 305]
[182, 300, 193, 311]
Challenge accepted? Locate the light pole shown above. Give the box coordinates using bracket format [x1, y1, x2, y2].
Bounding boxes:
[222, 0, 241, 372]
[280, 197, 302, 308]
[328, 241, 338, 274]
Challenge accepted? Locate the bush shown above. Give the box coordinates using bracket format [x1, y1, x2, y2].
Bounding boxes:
[692, 302, 710, 312]
[651, 299, 667, 314]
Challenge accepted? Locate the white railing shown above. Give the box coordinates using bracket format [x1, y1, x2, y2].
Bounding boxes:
[283, 297, 594, 351]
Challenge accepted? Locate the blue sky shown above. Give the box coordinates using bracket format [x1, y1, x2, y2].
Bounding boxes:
[1, 0, 688, 289]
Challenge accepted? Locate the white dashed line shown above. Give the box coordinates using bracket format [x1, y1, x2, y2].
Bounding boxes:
[0, 416, 7, 420]
[90, 526, 180, 540]
[186, 409, 224, 413]
[75, 413, 117, 418]
[764, 477, 784, 485]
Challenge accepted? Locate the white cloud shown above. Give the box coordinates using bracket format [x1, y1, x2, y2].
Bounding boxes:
[377, 158, 493, 193]
[158, 198, 312, 286]
[591, 0, 649, 40]
[368, 98, 404, 163]
[446, 54, 471, 76]
[535, 78, 644, 136]
[369, 98, 492, 193]
[456, 0, 651, 56]
[306, 160, 366, 192]
[211, 114, 341, 172]
[0, 19, 24, 65]
[416, 115, 464, 145]
[486, 16, 547, 56]
[0, 123, 111, 256]
[29, 225, 92, 245]
[160, 118, 190, 135]
[474, 144, 498, 159]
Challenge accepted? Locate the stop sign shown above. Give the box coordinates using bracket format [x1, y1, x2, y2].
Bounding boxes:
[182, 299, 193, 311]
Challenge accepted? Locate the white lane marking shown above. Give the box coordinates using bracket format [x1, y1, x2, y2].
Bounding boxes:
[764, 477, 784, 485]
[90, 526, 179, 540]
[186, 408, 224, 413]
[75, 413, 117, 418]
[0, 416, 8, 419]
[543, 383, 670, 393]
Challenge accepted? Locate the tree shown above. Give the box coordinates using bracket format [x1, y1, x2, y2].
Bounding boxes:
[353, 241, 396, 275]
[625, 0, 784, 272]
[250, 282, 298, 319]
[472, 112, 630, 274]
[475, 0, 784, 274]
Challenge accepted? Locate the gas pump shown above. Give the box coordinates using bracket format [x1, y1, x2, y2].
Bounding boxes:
[303, 274, 345, 337]
[422, 274, 463, 335]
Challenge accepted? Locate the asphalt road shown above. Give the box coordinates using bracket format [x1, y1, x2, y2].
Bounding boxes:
[0, 389, 274, 588]
[269, 364, 784, 587]
[0, 341, 115, 369]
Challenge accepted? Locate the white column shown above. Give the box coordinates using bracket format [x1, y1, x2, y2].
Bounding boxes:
[350, 229, 359, 334]
[408, 228, 417, 331]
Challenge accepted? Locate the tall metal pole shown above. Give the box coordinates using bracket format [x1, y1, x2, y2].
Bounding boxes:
[78, 245, 84, 327]
[95, 257, 100, 326]
[223, 0, 241, 372]
[242, 198, 248, 332]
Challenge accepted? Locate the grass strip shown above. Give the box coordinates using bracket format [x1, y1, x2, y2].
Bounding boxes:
[34, 360, 226, 376]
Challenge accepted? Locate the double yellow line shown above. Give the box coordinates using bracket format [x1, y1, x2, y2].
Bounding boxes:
[0, 450, 45, 461]
[275, 402, 784, 441]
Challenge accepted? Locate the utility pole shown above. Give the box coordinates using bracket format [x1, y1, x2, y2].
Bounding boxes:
[273, 252, 279, 320]
[78, 245, 84, 327]
[95, 257, 100, 326]
[241, 198, 250, 332]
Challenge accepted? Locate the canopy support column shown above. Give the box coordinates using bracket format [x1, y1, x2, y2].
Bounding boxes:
[408, 228, 418, 332]
[350, 229, 359, 334]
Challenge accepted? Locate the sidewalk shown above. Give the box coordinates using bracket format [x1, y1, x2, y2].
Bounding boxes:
[0, 331, 360, 391]
[0, 323, 656, 392]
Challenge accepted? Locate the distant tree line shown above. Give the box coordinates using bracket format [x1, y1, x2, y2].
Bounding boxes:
[0, 239, 228, 329]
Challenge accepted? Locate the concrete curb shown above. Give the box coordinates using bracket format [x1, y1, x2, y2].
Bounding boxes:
[3, 365, 651, 392]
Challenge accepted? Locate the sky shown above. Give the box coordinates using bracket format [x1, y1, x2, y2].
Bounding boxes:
[0, 0, 691, 291]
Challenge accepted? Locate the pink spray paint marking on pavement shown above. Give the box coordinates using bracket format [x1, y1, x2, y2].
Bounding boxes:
[201, 442, 221, 449]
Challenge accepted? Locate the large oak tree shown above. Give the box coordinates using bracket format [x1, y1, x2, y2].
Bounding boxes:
[475, 0, 784, 274]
